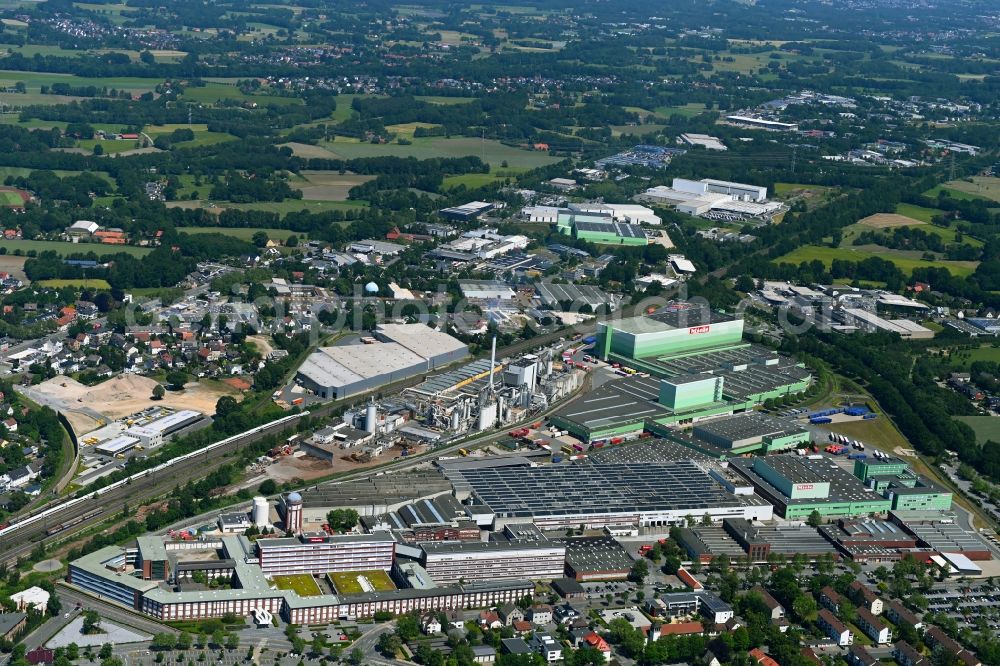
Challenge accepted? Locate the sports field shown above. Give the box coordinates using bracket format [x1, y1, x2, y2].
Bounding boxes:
[273, 574, 323, 597]
[0, 188, 27, 206]
[177, 227, 300, 241]
[37, 279, 111, 289]
[0, 239, 152, 258]
[327, 570, 395, 595]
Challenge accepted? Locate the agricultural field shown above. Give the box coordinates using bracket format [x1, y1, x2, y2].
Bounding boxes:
[278, 142, 341, 160]
[841, 216, 981, 247]
[180, 83, 303, 106]
[927, 177, 1000, 204]
[319, 136, 560, 169]
[290, 172, 375, 201]
[272, 574, 323, 597]
[775, 244, 979, 277]
[954, 416, 1000, 446]
[166, 199, 367, 217]
[177, 227, 299, 242]
[894, 203, 943, 224]
[857, 212, 925, 229]
[0, 239, 152, 257]
[327, 570, 395, 596]
[413, 96, 475, 105]
[386, 122, 442, 139]
[143, 124, 235, 147]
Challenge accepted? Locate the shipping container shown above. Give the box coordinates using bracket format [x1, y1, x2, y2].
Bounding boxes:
[810, 416, 833, 424]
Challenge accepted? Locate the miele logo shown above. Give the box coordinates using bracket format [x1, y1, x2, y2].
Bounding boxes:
[798, 484, 814, 490]
[688, 325, 711, 334]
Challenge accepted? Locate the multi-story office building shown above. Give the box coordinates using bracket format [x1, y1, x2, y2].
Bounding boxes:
[257, 533, 395, 576]
[420, 524, 566, 584]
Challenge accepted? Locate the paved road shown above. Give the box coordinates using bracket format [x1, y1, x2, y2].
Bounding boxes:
[57, 585, 178, 638]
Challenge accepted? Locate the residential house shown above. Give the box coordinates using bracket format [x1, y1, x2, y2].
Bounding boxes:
[529, 605, 553, 625]
[573, 630, 611, 662]
[856, 607, 892, 645]
[530, 633, 562, 663]
[498, 604, 524, 626]
[751, 586, 785, 621]
[471, 645, 496, 664]
[820, 586, 844, 613]
[422, 615, 442, 635]
[925, 626, 981, 666]
[699, 591, 734, 624]
[848, 645, 879, 666]
[511, 620, 533, 634]
[0, 613, 26, 641]
[749, 648, 779, 666]
[848, 581, 884, 615]
[818, 608, 853, 646]
[886, 599, 923, 631]
[554, 603, 581, 624]
[894, 641, 929, 666]
[478, 611, 502, 630]
[500, 638, 533, 657]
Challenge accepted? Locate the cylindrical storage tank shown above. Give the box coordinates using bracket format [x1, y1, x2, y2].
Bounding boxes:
[252, 496, 269, 527]
[450, 410, 461, 431]
[365, 402, 377, 433]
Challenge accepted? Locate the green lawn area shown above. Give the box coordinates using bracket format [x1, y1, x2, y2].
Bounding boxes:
[653, 103, 707, 118]
[37, 278, 111, 289]
[327, 570, 395, 596]
[775, 244, 978, 277]
[774, 182, 835, 196]
[178, 227, 299, 241]
[442, 173, 505, 189]
[945, 345, 1000, 369]
[894, 203, 943, 224]
[0, 239, 151, 257]
[77, 139, 143, 154]
[321, 136, 559, 169]
[273, 574, 322, 597]
[954, 416, 1000, 446]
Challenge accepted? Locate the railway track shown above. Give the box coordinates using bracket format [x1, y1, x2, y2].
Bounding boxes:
[0, 315, 613, 566]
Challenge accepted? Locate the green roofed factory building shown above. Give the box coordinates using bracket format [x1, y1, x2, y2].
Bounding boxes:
[550, 303, 812, 443]
[729, 455, 892, 519]
[556, 212, 649, 247]
[852, 457, 953, 512]
[597, 303, 744, 360]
